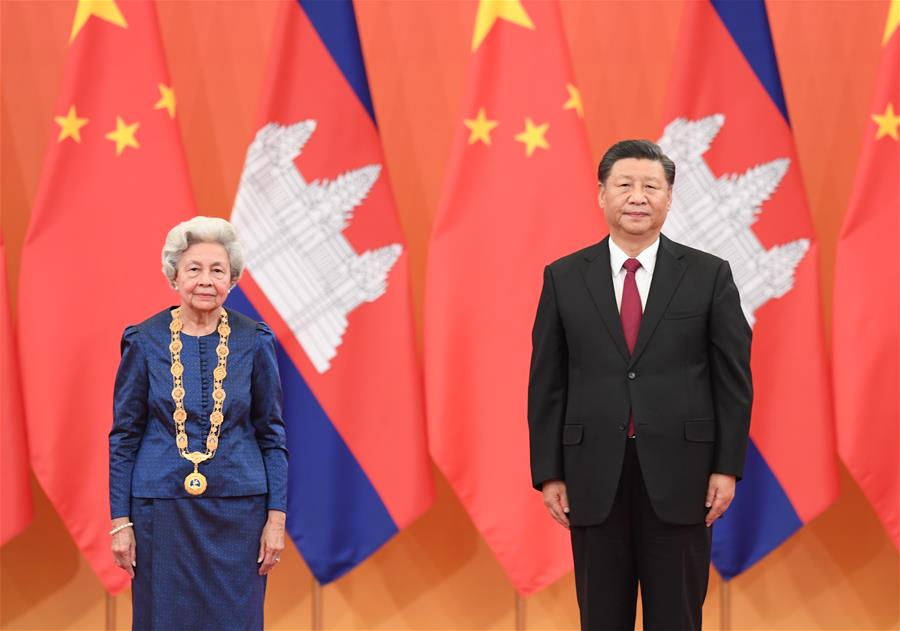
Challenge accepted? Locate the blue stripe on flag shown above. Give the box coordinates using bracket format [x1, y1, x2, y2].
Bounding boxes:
[227, 287, 398, 583]
[711, 439, 803, 579]
[298, 0, 376, 122]
[711, 0, 790, 123]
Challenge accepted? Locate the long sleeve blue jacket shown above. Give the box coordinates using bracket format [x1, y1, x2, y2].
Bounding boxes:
[109, 307, 289, 518]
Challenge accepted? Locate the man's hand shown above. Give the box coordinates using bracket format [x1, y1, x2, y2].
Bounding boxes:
[705, 473, 736, 527]
[542, 480, 570, 529]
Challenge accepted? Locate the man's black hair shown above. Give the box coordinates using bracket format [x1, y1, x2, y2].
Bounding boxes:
[597, 139, 675, 187]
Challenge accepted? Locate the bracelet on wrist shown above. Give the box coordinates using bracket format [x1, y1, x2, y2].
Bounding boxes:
[109, 522, 134, 536]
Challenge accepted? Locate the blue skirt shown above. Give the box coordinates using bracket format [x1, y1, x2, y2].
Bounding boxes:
[130, 495, 268, 631]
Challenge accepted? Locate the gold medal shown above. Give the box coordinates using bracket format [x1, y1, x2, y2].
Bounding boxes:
[184, 471, 208, 495]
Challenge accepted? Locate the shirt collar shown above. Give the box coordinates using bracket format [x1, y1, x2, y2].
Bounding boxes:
[609, 236, 660, 276]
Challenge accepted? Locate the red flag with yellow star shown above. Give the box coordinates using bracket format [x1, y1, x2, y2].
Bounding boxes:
[425, 0, 602, 595]
[17, 0, 193, 591]
[833, 0, 900, 549]
[1, 230, 32, 545]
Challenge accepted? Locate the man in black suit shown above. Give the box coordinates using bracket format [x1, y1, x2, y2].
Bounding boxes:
[528, 140, 752, 630]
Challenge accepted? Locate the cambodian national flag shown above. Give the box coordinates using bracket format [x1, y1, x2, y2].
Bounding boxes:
[226, 0, 433, 583]
[659, 0, 839, 578]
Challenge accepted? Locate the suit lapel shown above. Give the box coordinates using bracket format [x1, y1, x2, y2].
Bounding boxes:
[580, 238, 630, 363]
[628, 235, 686, 368]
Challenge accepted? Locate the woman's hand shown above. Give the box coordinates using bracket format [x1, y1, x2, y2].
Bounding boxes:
[257, 510, 286, 576]
[110, 517, 136, 578]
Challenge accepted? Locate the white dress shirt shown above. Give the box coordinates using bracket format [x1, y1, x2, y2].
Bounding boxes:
[609, 237, 660, 313]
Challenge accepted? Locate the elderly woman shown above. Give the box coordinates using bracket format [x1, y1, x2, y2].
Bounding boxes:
[109, 216, 288, 630]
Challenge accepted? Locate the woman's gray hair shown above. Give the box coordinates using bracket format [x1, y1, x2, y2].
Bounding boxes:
[161, 216, 245, 286]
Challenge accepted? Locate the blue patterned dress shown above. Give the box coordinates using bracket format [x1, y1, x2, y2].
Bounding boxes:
[110, 307, 288, 631]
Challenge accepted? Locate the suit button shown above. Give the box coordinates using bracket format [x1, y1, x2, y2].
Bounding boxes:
[627, 371, 636, 380]
[617, 423, 626, 431]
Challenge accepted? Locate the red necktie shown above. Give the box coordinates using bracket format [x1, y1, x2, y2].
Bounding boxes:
[621, 258, 642, 437]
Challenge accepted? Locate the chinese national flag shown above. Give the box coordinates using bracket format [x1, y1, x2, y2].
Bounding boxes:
[834, 0, 900, 549]
[425, 0, 602, 595]
[18, 0, 194, 592]
[1, 231, 32, 545]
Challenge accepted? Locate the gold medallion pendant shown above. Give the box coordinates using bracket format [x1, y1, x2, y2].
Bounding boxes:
[184, 471, 208, 495]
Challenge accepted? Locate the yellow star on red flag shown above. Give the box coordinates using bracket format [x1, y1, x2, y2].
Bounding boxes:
[105, 116, 140, 155]
[54, 105, 89, 143]
[154, 84, 176, 119]
[464, 108, 499, 146]
[872, 102, 900, 141]
[563, 83, 584, 118]
[69, 0, 127, 44]
[514, 118, 550, 157]
[472, 0, 535, 52]
[883, 0, 899, 45]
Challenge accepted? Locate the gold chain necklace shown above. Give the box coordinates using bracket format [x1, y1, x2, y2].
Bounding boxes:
[169, 307, 230, 496]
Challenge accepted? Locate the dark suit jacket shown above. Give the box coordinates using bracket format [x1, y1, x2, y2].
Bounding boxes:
[528, 234, 752, 526]
[109, 307, 289, 518]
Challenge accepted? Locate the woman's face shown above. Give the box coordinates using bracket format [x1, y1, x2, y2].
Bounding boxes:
[173, 242, 232, 314]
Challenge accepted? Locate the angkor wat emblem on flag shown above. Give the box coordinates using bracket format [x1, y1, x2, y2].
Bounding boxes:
[231, 121, 401, 373]
[658, 115, 809, 327]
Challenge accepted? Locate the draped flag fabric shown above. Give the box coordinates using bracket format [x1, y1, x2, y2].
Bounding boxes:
[1, 232, 32, 545]
[425, 0, 602, 595]
[226, 0, 432, 583]
[833, 0, 899, 549]
[18, 0, 194, 592]
[658, 0, 839, 578]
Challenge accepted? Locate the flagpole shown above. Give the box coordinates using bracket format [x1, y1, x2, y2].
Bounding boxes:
[312, 577, 323, 631]
[105, 591, 115, 631]
[514, 591, 525, 631]
[720, 575, 730, 631]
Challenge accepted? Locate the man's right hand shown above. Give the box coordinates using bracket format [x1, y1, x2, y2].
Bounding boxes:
[542, 480, 570, 529]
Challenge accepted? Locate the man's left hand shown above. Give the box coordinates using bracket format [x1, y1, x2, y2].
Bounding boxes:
[705, 473, 736, 527]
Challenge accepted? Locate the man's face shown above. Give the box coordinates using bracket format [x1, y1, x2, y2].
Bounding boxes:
[599, 158, 672, 242]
